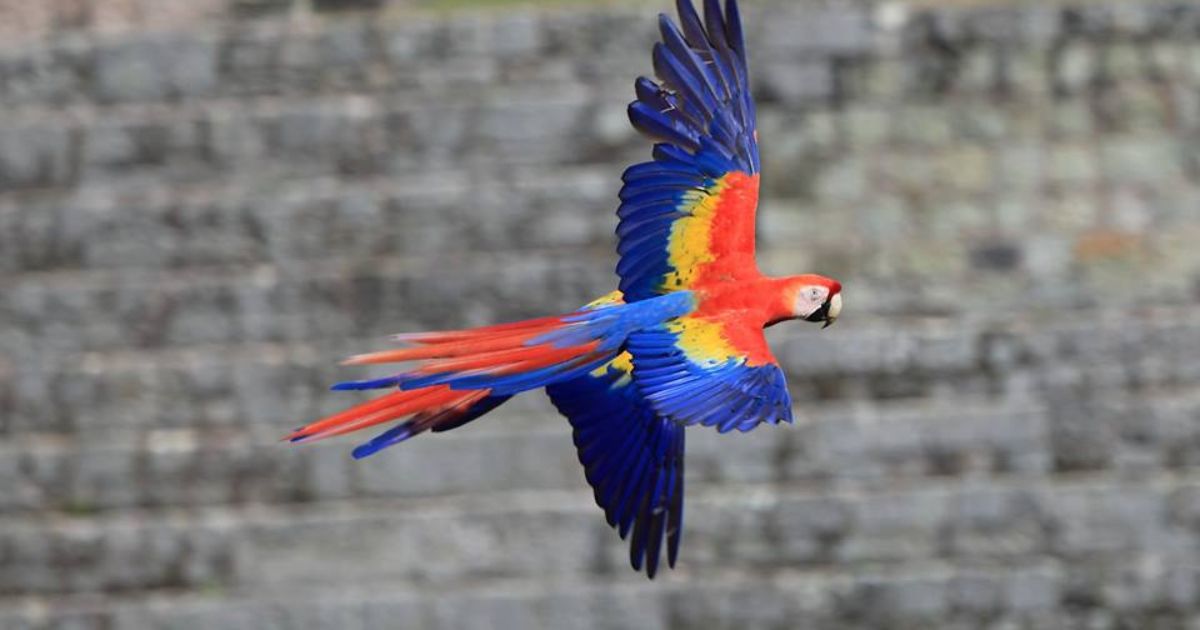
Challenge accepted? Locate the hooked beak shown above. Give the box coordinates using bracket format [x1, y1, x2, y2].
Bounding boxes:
[820, 293, 842, 329]
[803, 292, 842, 328]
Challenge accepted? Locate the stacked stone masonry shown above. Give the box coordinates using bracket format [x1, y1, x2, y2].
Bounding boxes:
[2, 0, 1200, 628]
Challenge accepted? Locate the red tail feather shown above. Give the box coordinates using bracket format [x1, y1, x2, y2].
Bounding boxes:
[288, 385, 476, 443]
[341, 315, 601, 381]
[391, 315, 567, 344]
[344, 327, 559, 365]
[291, 308, 620, 446]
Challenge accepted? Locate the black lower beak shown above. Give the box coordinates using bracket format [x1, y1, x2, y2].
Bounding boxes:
[805, 300, 832, 324]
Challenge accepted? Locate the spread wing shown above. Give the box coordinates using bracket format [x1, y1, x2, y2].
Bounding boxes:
[628, 314, 792, 432]
[618, 0, 761, 302]
[618, 1, 790, 432]
[547, 352, 686, 579]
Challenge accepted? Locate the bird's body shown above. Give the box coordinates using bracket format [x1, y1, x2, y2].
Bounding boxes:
[289, 0, 842, 578]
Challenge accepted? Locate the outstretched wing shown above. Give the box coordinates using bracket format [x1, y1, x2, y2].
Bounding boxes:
[618, 0, 761, 302]
[547, 352, 686, 579]
[619, 1, 790, 432]
[628, 312, 792, 432]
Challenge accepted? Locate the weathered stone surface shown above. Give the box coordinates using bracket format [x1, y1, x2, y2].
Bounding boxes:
[95, 36, 218, 103]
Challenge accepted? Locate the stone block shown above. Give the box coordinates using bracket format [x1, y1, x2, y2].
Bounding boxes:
[813, 156, 867, 204]
[1054, 42, 1095, 95]
[1046, 142, 1099, 186]
[954, 103, 1009, 142]
[757, 6, 873, 57]
[312, 0, 383, 12]
[230, 0, 293, 17]
[934, 145, 993, 193]
[95, 36, 217, 103]
[1006, 565, 1062, 612]
[892, 105, 954, 146]
[0, 124, 74, 189]
[1099, 136, 1183, 185]
[318, 22, 373, 69]
[490, 11, 543, 59]
[838, 490, 950, 563]
[758, 59, 833, 107]
[1045, 99, 1094, 138]
[949, 572, 1005, 616]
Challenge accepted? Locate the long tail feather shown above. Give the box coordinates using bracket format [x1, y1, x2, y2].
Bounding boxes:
[345, 326, 563, 365]
[288, 299, 669, 456]
[287, 385, 468, 443]
[389, 315, 568, 344]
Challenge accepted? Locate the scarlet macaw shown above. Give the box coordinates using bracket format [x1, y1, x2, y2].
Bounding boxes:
[288, 0, 843, 578]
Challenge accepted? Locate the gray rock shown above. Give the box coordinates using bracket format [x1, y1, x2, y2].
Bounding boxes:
[0, 125, 74, 189]
[95, 36, 217, 103]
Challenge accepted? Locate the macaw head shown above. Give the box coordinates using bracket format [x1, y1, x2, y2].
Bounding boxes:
[791, 275, 843, 329]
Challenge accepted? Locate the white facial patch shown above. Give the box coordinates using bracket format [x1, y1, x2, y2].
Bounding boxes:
[795, 285, 830, 318]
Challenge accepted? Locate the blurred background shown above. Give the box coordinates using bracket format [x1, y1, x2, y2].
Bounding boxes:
[2, 0, 1200, 628]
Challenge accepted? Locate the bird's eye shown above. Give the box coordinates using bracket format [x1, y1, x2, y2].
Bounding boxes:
[805, 287, 823, 302]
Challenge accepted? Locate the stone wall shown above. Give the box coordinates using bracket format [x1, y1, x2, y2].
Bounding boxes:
[2, 0, 1200, 628]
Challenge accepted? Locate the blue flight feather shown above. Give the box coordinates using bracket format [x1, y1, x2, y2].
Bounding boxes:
[626, 323, 793, 431]
[547, 359, 686, 579]
[618, 0, 761, 301]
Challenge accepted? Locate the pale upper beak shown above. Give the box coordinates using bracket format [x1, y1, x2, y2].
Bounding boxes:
[822, 293, 842, 329]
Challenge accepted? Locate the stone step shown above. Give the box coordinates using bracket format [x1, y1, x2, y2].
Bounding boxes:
[2, 1, 1194, 123]
[0, 253, 614, 360]
[0, 392, 1053, 513]
[0, 4, 881, 110]
[0, 10, 650, 109]
[0, 561, 1095, 630]
[8, 60, 1199, 198]
[0, 476, 1197, 599]
[0, 167, 620, 275]
[0, 86, 634, 194]
[3, 387, 1200, 523]
[0, 328, 1083, 436]
[4, 301, 1200, 433]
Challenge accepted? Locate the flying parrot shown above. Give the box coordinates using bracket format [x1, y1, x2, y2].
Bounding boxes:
[287, 0, 843, 578]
